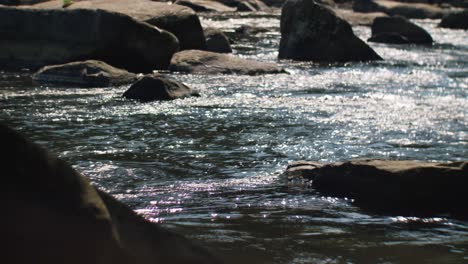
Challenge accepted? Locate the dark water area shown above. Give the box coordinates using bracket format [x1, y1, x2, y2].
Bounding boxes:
[1, 13, 467, 263]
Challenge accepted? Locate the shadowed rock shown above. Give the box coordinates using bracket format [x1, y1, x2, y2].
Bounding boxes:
[32, 0, 206, 50]
[439, 10, 468, 29]
[0, 7, 178, 72]
[279, 0, 382, 62]
[0, 122, 222, 264]
[32, 60, 138, 87]
[285, 159, 468, 217]
[123, 74, 199, 102]
[170, 50, 285, 75]
[369, 16, 433, 45]
[204, 28, 232, 53]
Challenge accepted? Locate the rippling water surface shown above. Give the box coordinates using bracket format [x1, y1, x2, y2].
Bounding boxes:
[1, 13, 467, 263]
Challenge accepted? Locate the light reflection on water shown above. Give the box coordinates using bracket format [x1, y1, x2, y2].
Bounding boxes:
[1, 13, 467, 263]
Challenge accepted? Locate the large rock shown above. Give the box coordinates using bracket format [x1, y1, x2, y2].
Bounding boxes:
[369, 16, 433, 45]
[353, 0, 458, 19]
[285, 159, 468, 217]
[1, 122, 221, 264]
[0, 7, 178, 72]
[123, 74, 200, 102]
[439, 10, 468, 29]
[32, 0, 206, 50]
[204, 28, 232, 53]
[169, 50, 285, 75]
[278, 0, 382, 62]
[32, 60, 138, 87]
[174, 0, 236, 12]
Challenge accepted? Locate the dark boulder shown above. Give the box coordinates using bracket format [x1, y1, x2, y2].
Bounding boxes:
[0, 122, 221, 264]
[285, 159, 468, 217]
[279, 0, 382, 62]
[169, 50, 286, 75]
[369, 16, 433, 45]
[32, 60, 138, 87]
[123, 74, 199, 102]
[204, 28, 232, 53]
[0, 7, 178, 72]
[439, 10, 468, 29]
[32, 0, 206, 51]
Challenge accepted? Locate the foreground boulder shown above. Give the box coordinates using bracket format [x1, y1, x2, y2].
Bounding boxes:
[1, 122, 221, 264]
[285, 159, 468, 217]
[170, 50, 285, 75]
[123, 74, 199, 102]
[204, 28, 232, 53]
[369, 16, 433, 45]
[439, 10, 468, 29]
[353, 0, 457, 19]
[32, 60, 137, 87]
[279, 0, 382, 62]
[32, 0, 206, 51]
[0, 7, 178, 72]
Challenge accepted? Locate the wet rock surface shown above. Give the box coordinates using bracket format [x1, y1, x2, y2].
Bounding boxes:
[169, 50, 285, 75]
[32, 60, 138, 87]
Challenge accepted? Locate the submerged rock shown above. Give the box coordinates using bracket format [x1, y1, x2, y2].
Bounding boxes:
[439, 10, 468, 29]
[32, 60, 137, 87]
[123, 74, 199, 102]
[279, 0, 382, 62]
[369, 16, 433, 45]
[0, 123, 221, 264]
[285, 159, 468, 217]
[204, 28, 232, 53]
[32, 0, 206, 51]
[169, 50, 285, 75]
[0, 7, 178, 72]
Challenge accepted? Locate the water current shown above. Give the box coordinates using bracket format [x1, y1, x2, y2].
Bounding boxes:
[1, 12, 467, 263]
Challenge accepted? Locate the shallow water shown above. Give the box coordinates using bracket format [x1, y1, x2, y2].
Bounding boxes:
[1, 13, 467, 263]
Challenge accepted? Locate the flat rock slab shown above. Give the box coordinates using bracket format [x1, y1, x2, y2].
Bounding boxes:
[123, 74, 199, 102]
[169, 50, 285, 75]
[32, 60, 137, 87]
[285, 159, 468, 217]
[30, 0, 206, 50]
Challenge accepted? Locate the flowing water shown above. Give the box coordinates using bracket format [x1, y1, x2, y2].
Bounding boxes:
[1, 12, 467, 263]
